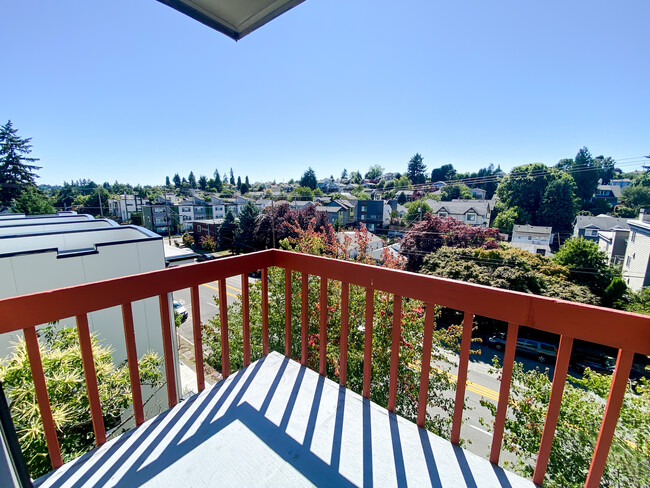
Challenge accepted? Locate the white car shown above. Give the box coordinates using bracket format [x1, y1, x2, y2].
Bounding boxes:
[173, 300, 188, 323]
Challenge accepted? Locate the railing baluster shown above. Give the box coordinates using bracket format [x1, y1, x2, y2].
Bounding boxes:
[585, 349, 634, 488]
[301, 272, 308, 366]
[339, 282, 349, 387]
[219, 278, 230, 378]
[362, 288, 374, 399]
[285, 269, 292, 358]
[451, 311, 474, 445]
[75, 314, 106, 445]
[241, 274, 251, 367]
[388, 295, 402, 412]
[158, 294, 178, 408]
[261, 267, 269, 356]
[24, 327, 63, 469]
[490, 322, 519, 464]
[121, 303, 144, 425]
[319, 276, 328, 376]
[417, 302, 435, 427]
[533, 335, 573, 485]
[190, 285, 205, 392]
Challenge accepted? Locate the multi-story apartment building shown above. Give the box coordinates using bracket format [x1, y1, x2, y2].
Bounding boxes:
[107, 195, 149, 222]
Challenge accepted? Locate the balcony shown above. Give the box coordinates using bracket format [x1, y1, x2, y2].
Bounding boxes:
[1, 249, 649, 487]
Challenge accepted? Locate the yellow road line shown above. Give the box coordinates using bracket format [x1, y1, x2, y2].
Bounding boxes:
[208, 280, 242, 293]
[201, 283, 240, 300]
[436, 367, 500, 402]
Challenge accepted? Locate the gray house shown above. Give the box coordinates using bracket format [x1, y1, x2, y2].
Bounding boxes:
[573, 215, 630, 242]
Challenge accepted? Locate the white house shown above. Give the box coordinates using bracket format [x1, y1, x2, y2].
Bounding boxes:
[622, 210, 650, 291]
[336, 231, 384, 259]
[510, 225, 552, 256]
[107, 195, 149, 222]
[598, 227, 629, 265]
[211, 196, 226, 219]
[424, 200, 492, 227]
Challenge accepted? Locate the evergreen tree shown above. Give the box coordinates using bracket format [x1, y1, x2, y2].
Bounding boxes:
[245, 175, 250, 186]
[218, 211, 237, 251]
[188, 171, 197, 189]
[165, 176, 171, 187]
[538, 176, 579, 231]
[229, 168, 235, 186]
[0, 120, 42, 210]
[341, 168, 348, 180]
[236, 176, 242, 190]
[407, 153, 427, 184]
[571, 147, 601, 208]
[214, 170, 223, 192]
[430, 164, 456, 182]
[300, 167, 317, 190]
[234, 201, 259, 253]
[173, 173, 181, 188]
[198, 175, 208, 190]
[14, 186, 55, 215]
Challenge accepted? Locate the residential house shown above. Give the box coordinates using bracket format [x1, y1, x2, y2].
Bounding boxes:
[592, 185, 622, 206]
[211, 196, 226, 219]
[355, 200, 384, 232]
[107, 195, 149, 223]
[573, 215, 630, 241]
[622, 210, 650, 291]
[335, 230, 384, 259]
[326, 199, 356, 226]
[254, 199, 273, 212]
[315, 206, 346, 226]
[510, 225, 552, 256]
[191, 219, 224, 244]
[610, 179, 632, 189]
[424, 200, 492, 227]
[177, 198, 212, 231]
[598, 227, 629, 265]
[142, 204, 179, 235]
[469, 187, 487, 199]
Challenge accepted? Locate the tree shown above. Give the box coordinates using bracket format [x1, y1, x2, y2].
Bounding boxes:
[341, 169, 348, 180]
[537, 175, 579, 230]
[80, 187, 110, 217]
[596, 156, 616, 185]
[214, 170, 223, 193]
[234, 201, 259, 253]
[621, 185, 650, 210]
[229, 168, 235, 186]
[401, 214, 502, 271]
[0, 327, 162, 478]
[291, 186, 314, 201]
[350, 171, 362, 184]
[569, 147, 602, 208]
[430, 164, 456, 183]
[236, 176, 242, 190]
[397, 192, 407, 205]
[491, 206, 519, 234]
[440, 184, 473, 201]
[365, 164, 384, 180]
[200, 235, 216, 252]
[198, 175, 208, 190]
[130, 211, 143, 226]
[300, 167, 317, 190]
[172, 173, 181, 188]
[496, 163, 562, 225]
[0, 121, 42, 210]
[188, 171, 197, 189]
[553, 237, 618, 298]
[407, 153, 426, 184]
[218, 211, 237, 250]
[240, 182, 249, 195]
[165, 176, 171, 187]
[255, 204, 329, 249]
[13, 186, 55, 215]
[245, 176, 250, 187]
[405, 201, 432, 224]
[481, 361, 649, 487]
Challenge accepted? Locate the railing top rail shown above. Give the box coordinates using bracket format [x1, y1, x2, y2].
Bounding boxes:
[271, 250, 650, 355]
[1, 249, 648, 354]
[0, 250, 273, 334]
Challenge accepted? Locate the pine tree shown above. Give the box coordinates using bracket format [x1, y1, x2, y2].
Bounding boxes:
[245, 175, 250, 186]
[0, 121, 42, 210]
[236, 176, 242, 190]
[214, 170, 223, 192]
[407, 153, 426, 184]
[188, 171, 197, 189]
[300, 167, 317, 190]
[198, 175, 208, 190]
[165, 176, 171, 187]
[218, 211, 236, 251]
[229, 168, 235, 186]
[234, 201, 259, 253]
[173, 174, 181, 188]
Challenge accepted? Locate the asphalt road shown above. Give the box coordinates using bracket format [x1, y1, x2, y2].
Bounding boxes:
[171, 276, 557, 464]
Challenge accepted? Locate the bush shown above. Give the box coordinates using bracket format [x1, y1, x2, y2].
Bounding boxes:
[182, 232, 194, 248]
[201, 235, 216, 252]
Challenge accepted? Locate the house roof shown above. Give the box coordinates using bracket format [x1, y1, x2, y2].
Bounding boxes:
[512, 224, 552, 235]
[596, 185, 622, 198]
[155, 0, 306, 41]
[574, 215, 630, 231]
[425, 200, 491, 216]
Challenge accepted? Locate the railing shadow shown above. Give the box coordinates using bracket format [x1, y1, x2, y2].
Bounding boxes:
[36, 352, 528, 488]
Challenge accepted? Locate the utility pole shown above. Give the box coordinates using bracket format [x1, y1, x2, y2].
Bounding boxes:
[271, 200, 276, 248]
[98, 188, 104, 218]
[166, 204, 172, 244]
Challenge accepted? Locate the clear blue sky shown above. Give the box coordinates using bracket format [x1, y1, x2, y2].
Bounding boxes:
[2, 0, 649, 186]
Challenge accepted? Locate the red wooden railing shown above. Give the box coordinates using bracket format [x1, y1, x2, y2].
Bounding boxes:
[0, 249, 649, 487]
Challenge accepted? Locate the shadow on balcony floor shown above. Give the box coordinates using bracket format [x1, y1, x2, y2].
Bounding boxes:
[35, 352, 535, 487]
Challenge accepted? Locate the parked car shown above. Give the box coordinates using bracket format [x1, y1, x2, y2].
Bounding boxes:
[570, 353, 616, 375]
[173, 300, 188, 323]
[196, 253, 215, 262]
[487, 333, 557, 364]
[248, 269, 262, 279]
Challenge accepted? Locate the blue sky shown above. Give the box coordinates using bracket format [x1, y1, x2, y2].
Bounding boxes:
[2, 0, 649, 186]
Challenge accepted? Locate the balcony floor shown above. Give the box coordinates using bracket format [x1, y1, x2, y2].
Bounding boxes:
[35, 352, 535, 487]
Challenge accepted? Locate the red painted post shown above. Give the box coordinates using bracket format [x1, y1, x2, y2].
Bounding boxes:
[417, 303, 435, 428]
[24, 327, 63, 469]
[533, 335, 573, 484]
[339, 282, 349, 386]
[319, 276, 328, 376]
[261, 268, 269, 356]
[219, 278, 230, 378]
[301, 272, 308, 366]
[121, 303, 145, 425]
[388, 295, 402, 412]
[241, 274, 251, 367]
[285, 269, 292, 358]
[362, 288, 374, 398]
[75, 314, 106, 445]
[490, 322, 519, 465]
[190, 285, 205, 392]
[585, 349, 634, 488]
[158, 294, 178, 408]
[451, 311, 474, 445]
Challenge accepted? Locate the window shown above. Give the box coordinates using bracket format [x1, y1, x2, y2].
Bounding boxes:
[182, 206, 191, 212]
[626, 256, 631, 267]
[586, 229, 598, 237]
[439, 212, 447, 218]
[632, 231, 636, 242]
[466, 213, 476, 221]
[361, 206, 367, 212]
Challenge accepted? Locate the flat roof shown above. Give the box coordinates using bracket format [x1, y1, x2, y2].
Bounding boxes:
[156, 0, 306, 40]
